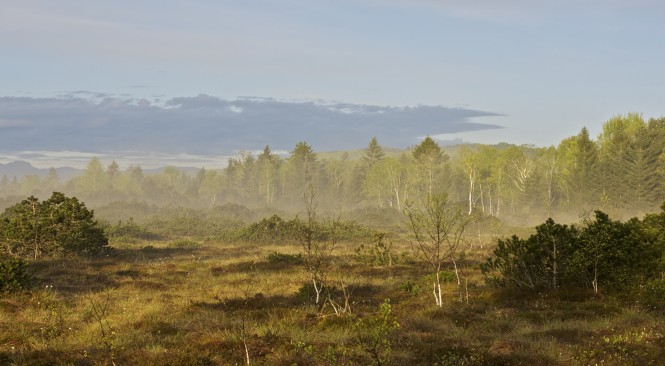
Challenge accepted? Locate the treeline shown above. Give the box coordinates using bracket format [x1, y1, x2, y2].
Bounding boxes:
[1, 113, 664, 225]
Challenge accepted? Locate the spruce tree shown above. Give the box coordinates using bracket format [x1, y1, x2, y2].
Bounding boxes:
[364, 137, 385, 170]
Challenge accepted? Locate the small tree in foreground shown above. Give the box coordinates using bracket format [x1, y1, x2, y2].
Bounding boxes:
[406, 194, 469, 307]
[0, 192, 108, 259]
[354, 299, 400, 366]
[297, 187, 337, 308]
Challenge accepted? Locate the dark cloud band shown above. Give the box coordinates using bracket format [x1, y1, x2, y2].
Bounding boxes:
[0, 94, 502, 154]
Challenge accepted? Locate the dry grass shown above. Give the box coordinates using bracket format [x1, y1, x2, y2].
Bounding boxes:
[0, 237, 663, 365]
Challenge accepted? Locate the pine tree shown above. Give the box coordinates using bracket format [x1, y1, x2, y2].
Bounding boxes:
[288, 142, 318, 197]
[625, 118, 665, 207]
[0, 192, 108, 259]
[572, 128, 599, 210]
[364, 137, 385, 170]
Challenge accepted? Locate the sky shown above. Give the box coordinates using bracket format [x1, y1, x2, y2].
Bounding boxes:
[1, 0, 664, 168]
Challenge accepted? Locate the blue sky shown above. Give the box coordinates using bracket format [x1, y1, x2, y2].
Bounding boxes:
[1, 0, 664, 167]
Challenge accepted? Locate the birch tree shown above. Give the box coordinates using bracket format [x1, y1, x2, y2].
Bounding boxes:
[405, 194, 469, 307]
[297, 188, 337, 309]
[460, 146, 479, 215]
[256, 145, 280, 206]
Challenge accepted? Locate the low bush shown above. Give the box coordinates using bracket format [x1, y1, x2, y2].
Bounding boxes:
[267, 252, 304, 265]
[0, 257, 30, 293]
[104, 218, 159, 241]
[236, 215, 303, 244]
[481, 218, 578, 290]
[0, 192, 108, 258]
[641, 278, 665, 309]
[482, 212, 662, 294]
[236, 215, 376, 244]
[355, 233, 397, 266]
[401, 280, 422, 296]
[354, 299, 400, 366]
[210, 203, 253, 222]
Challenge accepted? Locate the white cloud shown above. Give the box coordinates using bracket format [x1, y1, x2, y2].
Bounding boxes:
[228, 105, 244, 114]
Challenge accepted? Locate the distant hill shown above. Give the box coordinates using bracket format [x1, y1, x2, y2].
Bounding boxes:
[0, 161, 81, 181]
[0, 161, 205, 180]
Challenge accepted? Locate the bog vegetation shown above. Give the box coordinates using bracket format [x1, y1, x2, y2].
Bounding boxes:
[0, 113, 664, 365]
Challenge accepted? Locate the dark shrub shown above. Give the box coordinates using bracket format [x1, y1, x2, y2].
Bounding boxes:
[0, 257, 30, 293]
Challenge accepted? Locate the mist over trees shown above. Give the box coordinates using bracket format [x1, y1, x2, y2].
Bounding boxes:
[1, 113, 664, 224]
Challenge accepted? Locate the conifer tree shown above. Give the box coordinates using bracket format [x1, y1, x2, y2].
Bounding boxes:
[364, 137, 385, 170]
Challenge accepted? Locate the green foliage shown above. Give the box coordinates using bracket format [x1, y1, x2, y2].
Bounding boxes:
[406, 193, 469, 306]
[642, 202, 665, 279]
[401, 280, 422, 296]
[236, 214, 374, 244]
[641, 279, 665, 309]
[573, 327, 663, 366]
[0, 192, 108, 259]
[482, 211, 662, 294]
[236, 215, 304, 243]
[412, 136, 445, 163]
[354, 299, 400, 366]
[436, 347, 488, 366]
[571, 212, 656, 292]
[3, 118, 665, 224]
[481, 219, 578, 289]
[104, 218, 158, 241]
[0, 256, 30, 293]
[364, 137, 385, 170]
[355, 233, 397, 266]
[296, 282, 319, 303]
[423, 270, 457, 283]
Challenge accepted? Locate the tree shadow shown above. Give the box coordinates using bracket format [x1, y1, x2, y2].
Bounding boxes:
[210, 259, 302, 276]
[190, 293, 300, 312]
[0, 349, 90, 366]
[111, 246, 202, 261]
[28, 258, 118, 294]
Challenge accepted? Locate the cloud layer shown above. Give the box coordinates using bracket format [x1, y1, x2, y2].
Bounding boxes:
[0, 94, 502, 156]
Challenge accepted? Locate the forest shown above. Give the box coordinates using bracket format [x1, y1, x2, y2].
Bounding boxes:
[2, 113, 665, 225]
[0, 113, 664, 365]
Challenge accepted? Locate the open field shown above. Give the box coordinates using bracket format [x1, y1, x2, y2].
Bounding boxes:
[1, 235, 663, 366]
